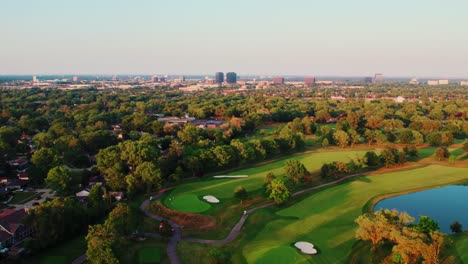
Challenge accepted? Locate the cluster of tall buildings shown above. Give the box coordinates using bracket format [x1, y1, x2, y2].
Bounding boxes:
[215, 72, 237, 84]
[364, 74, 384, 83]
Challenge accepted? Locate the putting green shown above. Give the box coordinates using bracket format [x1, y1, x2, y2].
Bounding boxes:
[138, 247, 161, 264]
[242, 165, 468, 263]
[167, 194, 211, 213]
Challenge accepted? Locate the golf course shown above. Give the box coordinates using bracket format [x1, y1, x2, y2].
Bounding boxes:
[154, 146, 468, 263]
[240, 164, 467, 263]
[162, 149, 372, 213]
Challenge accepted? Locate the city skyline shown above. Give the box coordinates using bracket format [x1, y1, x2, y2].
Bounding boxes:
[1, 0, 468, 77]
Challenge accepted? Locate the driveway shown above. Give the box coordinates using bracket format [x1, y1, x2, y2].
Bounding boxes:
[12, 188, 55, 209]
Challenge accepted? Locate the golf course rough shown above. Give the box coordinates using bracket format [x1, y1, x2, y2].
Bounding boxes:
[138, 247, 161, 264]
[242, 165, 468, 264]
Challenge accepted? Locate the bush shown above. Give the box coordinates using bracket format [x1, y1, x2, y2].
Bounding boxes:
[434, 146, 449, 161]
[365, 151, 381, 166]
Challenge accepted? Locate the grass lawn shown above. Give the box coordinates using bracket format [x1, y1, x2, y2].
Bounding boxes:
[138, 247, 162, 264]
[19, 236, 87, 264]
[118, 238, 168, 264]
[451, 233, 468, 262]
[167, 194, 211, 213]
[9, 191, 39, 204]
[163, 149, 371, 212]
[239, 165, 468, 264]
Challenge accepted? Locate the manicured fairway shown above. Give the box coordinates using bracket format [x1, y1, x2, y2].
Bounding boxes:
[164, 150, 370, 211]
[138, 247, 162, 264]
[241, 165, 468, 264]
[167, 194, 211, 213]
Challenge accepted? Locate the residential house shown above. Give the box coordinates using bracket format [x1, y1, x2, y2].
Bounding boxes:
[0, 209, 33, 248]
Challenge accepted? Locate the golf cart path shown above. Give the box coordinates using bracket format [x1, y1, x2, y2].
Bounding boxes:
[183, 172, 363, 244]
[140, 190, 181, 264]
[140, 172, 365, 263]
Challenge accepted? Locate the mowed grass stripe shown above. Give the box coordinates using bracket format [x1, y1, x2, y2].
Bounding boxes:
[164, 150, 370, 207]
[242, 165, 468, 264]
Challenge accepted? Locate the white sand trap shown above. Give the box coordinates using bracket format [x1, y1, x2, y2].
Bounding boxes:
[213, 175, 248, 178]
[294, 242, 317, 255]
[203, 195, 220, 203]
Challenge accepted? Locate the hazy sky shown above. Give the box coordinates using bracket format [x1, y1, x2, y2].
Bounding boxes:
[1, 0, 467, 77]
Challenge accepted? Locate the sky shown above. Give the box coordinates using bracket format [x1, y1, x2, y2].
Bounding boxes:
[1, 0, 467, 77]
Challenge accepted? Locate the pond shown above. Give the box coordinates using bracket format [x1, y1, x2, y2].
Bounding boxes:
[374, 185, 468, 233]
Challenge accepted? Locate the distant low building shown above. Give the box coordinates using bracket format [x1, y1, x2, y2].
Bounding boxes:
[316, 80, 333, 85]
[438, 79, 449, 85]
[272, 77, 284, 85]
[109, 192, 125, 201]
[304, 77, 316, 85]
[461, 81, 468, 86]
[409, 78, 419, 85]
[427, 80, 439, 85]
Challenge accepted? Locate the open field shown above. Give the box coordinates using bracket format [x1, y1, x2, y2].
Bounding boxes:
[163, 149, 371, 212]
[237, 165, 467, 263]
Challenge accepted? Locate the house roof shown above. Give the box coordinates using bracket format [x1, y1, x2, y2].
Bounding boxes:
[76, 190, 90, 197]
[0, 209, 26, 237]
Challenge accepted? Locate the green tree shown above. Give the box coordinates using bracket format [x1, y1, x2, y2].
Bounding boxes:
[321, 138, 329, 147]
[86, 224, 118, 264]
[234, 186, 248, 204]
[105, 203, 135, 236]
[177, 124, 202, 145]
[463, 141, 468, 153]
[267, 179, 291, 204]
[348, 129, 360, 147]
[414, 216, 440, 234]
[450, 221, 463, 233]
[380, 147, 397, 167]
[333, 130, 349, 148]
[263, 172, 276, 192]
[435, 146, 449, 161]
[135, 162, 162, 193]
[31, 148, 61, 175]
[284, 159, 309, 186]
[45, 166, 73, 196]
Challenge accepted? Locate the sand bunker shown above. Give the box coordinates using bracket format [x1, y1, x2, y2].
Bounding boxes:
[213, 175, 248, 178]
[294, 242, 317, 255]
[203, 195, 220, 203]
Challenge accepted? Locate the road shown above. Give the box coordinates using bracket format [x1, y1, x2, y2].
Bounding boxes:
[12, 188, 55, 209]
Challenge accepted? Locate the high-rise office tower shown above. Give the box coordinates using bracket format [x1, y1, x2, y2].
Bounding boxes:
[226, 72, 237, 84]
[215, 72, 224, 84]
[374, 73, 383, 83]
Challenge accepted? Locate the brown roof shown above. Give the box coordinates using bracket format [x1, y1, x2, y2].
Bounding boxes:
[0, 209, 26, 235]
